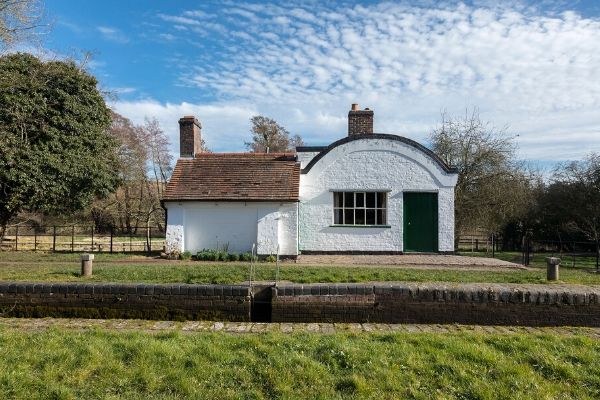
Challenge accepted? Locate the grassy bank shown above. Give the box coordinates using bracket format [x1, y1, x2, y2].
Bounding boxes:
[459, 250, 599, 269]
[0, 328, 599, 399]
[1, 251, 600, 285]
[1, 260, 600, 284]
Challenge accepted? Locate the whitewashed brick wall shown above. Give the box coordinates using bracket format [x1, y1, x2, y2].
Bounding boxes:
[164, 201, 298, 255]
[299, 137, 457, 252]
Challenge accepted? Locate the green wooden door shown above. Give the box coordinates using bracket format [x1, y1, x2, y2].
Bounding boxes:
[403, 192, 438, 252]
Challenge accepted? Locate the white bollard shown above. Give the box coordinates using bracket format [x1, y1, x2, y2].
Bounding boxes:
[546, 257, 560, 281]
[80, 253, 94, 277]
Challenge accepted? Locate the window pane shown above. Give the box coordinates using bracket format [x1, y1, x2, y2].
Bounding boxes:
[355, 192, 365, 207]
[334, 192, 343, 207]
[377, 192, 386, 208]
[334, 208, 343, 224]
[344, 209, 354, 225]
[376, 209, 386, 225]
[366, 209, 375, 225]
[355, 209, 365, 224]
[344, 192, 354, 208]
[366, 192, 376, 208]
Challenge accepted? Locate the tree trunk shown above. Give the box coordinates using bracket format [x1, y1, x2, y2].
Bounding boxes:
[146, 214, 151, 253]
[0, 223, 6, 249]
[0, 212, 13, 250]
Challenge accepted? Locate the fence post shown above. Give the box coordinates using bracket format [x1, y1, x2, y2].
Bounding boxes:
[110, 227, 113, 254]
[71, 225, 75, 252]
[524, 237, 528, 266]
[491, 233, 495, 258]
[91, 225, 94, 253]
[596, 239, 600, 273]
[148, 226, 152, 254]
[14, 225, 18, 251]
[52, 226, 56, 252]
[34, 229, 37, 251]
[475, 239, 479, 252]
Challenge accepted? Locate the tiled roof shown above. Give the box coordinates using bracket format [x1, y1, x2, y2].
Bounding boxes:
[163, 153, 300, 202]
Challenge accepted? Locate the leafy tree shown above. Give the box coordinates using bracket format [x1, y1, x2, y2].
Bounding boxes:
[430, 109, 536, 244]
[0, 0, 45, 49]
[245, 115, 303, 153]
[0, 52, 119, 241]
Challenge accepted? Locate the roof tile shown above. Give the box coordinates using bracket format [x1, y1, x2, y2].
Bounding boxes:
[163, 153, 300, 202]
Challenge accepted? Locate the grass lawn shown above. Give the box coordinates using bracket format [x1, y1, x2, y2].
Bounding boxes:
[0, 328, 599, 399]
[459, 250, 600, 270]
[1, 251, 600, 285]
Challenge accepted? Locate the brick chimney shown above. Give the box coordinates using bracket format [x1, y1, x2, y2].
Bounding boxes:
[348, 103, 374, 136]
[179, 116, 202, 158]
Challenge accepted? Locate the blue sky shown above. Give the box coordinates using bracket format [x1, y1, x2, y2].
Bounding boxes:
[43, 0, 600, 167]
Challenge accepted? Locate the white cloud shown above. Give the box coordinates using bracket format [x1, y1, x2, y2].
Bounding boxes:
[144, 2, 600, 161]
[158, 33, 176, 41]
[157, 14, 202, 26]
[113, 87, 136, 94]
[97, 26, 129, 44]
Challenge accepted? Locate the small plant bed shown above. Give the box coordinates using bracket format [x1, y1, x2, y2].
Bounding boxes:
[193, 248, 253, 262]
[0, 328, 599, 398]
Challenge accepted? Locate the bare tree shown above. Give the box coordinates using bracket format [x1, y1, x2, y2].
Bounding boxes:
[90, 112, 174, 243]
[140, 117, 173, 237]
[245, 115, 301, 153]
[430, 108, 535, 244]
[550, 154, 600, 251]
[143, 118, 172, 198]
[289, 133, 304, 149]
[0, 0, 46, 49]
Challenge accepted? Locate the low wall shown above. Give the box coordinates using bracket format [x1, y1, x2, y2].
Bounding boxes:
[271, 283, 600, 326]
[3, 281, 600, 326]
[0, 282, 251, 321]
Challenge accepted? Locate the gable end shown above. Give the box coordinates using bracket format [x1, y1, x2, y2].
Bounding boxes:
[300, 134, 458, 174]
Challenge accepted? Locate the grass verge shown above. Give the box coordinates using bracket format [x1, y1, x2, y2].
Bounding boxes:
[2, 260, 600, 285]
[0, 328, 599, 399]
[1, 251, 600, 285]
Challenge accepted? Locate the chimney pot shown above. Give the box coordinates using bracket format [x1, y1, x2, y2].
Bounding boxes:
[179, 116, 202, 158]
[351, 103, 359, 111]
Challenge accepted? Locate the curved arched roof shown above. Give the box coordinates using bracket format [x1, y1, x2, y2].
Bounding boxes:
[299, 134, 458, 174]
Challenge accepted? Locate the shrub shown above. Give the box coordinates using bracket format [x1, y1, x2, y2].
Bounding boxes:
[241, 252, 253, 262]
[265, 254, 276, 263]
[180, 251, 192, 261]
[196, 249, 212, 261]
[211, 251, 221, 262]
[218, 251, 229, 262]
[228, 252, 240, 262]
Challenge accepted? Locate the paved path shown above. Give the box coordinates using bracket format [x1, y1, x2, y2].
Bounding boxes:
[296, 254, 524, 269]
[0, 318, 597, 337]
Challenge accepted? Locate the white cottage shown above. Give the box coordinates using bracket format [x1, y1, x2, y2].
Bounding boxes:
[163, 104, 458, 256]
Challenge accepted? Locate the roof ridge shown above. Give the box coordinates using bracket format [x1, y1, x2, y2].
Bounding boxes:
[193, 152, 296, 157]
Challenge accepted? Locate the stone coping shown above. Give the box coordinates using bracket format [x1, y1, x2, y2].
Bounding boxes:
[273, 282, 600, 304]
[0, 282, 251, 296]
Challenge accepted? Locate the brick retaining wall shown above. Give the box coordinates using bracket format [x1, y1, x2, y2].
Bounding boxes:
[271, 283, 600, 326]
[0, 282, 251, 321]
[2, 281, 600, 326]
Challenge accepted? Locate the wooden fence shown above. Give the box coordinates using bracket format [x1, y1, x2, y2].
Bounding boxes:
[0, 225, 165, 253]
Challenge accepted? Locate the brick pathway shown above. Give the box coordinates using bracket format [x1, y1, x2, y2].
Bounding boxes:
[0, 318, 598, 337]
[296, 254, 524, 269]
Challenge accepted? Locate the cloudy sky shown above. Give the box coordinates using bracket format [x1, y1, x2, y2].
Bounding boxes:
[45, 0, 600, 167]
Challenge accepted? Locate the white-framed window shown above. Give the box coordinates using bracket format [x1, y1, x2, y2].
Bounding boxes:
[333, 192, 387, 225]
